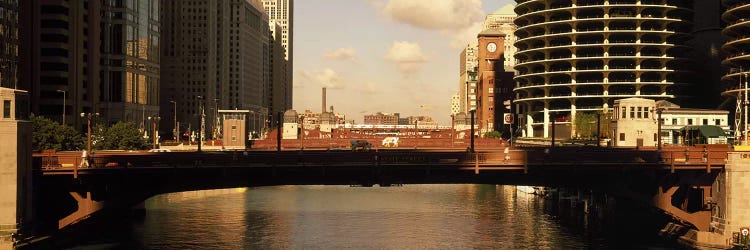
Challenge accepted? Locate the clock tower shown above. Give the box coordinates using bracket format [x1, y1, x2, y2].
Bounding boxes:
[476, 30, 507, 134]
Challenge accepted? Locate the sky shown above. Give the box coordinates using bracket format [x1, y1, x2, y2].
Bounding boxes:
[293, 0, 516, 125]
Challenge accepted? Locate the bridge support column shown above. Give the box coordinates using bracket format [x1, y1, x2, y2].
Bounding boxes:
[0, 104, 32, 247]
[59, 192, 106, 229]
[666, 152, 750, 249]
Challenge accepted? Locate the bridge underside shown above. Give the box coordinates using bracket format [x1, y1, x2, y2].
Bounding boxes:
[32, 148, 722, 235]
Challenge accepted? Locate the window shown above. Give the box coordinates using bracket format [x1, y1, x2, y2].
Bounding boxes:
[688, 119, 693, 125]
[231, 124, 237, 130]
[231, 136, 237, 142]
[672, 118, 677, 125]
[654, 133, 657, 141]
[619, 133, 625, 141]
[703, 119, 708, 125]
[637, 107, 642, 118]
[630, 107, 635, 119]
[716, 119, 721, 126]
[644, 107, 649, 118]
[621, 107, 626, 119]
[3, 100, 10, 118]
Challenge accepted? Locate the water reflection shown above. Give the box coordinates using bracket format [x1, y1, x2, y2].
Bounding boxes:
[67, 185, 666, 249]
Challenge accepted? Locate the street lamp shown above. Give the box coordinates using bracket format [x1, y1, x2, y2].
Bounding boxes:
[170, 100, 177, 142]
[80, 112, 99, 153]
[57, 89, 66, 125]
[197, 95, 205, 152]
[148, 116, 161, 149]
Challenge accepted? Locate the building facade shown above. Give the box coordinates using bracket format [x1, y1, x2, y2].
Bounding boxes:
[609, 98, 658, 147]
[657, 100, 730, 145]
[262, 0, 293, 111]
[477, 30, 506, 133]
[161, 0, 271, 140]
[0, 87, 31, 242]
[0, 0, 18, 89]
[513, 0, 695, 138]
[450, 93, 460, 115]
[100, 0, 161, 128]
[20, 0, 102, 130]
[483, 3, 518, 72]
[721, 0, 750, 141]
[458, 43, 478, 114]
[364, 112, 399, 125]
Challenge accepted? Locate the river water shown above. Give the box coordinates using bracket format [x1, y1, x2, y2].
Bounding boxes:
[65, 184, 675, 249]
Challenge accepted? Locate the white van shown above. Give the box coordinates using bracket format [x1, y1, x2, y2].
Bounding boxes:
[382, 137, 399, 148]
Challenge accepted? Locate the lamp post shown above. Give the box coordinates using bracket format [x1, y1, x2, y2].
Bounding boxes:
[80, 112, 99, 153]
[470, 109, 475, 152]
[197, 95, 205, 152]
[148, 116, 161, 149]
[170, 100, 177, 142]
[57, 89, 66, 125]
[213, 98, 220, 139]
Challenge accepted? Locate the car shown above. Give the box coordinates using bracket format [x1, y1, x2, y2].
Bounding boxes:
[382, 137, 399, 148]
[148, 148, 172, 152]
[350, 140, 371, 151]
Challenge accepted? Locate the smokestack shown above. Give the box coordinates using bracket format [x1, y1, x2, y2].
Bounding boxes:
[322, 87, 327, 113]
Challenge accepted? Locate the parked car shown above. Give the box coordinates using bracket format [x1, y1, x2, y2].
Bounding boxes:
[350, 140, 371, 151]
[148, 148, 172, 152]
[382, 137, 399, 148]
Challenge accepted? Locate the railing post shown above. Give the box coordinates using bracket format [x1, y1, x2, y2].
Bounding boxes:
[475, 152, 479, 174]
[671, 151, 675, 173]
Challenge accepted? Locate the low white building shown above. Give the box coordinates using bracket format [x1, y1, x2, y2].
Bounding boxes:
[610, 98, 658, 147]
[609, 98, 730, 147]
[656, 100, 730, 145]
[282, 110, 298, 139]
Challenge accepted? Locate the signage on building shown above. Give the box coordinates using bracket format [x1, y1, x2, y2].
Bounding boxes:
[503, 113, 514, 124]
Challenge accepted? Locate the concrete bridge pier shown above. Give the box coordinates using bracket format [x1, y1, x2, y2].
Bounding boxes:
[675, 152, 750, 249]
[0, 88, 32, 249]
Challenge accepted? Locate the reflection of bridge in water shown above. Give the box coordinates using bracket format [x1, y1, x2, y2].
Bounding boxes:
[28, 145, 749, 249]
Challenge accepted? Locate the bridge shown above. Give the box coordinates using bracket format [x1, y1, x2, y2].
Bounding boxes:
[11, 144, 749, 249]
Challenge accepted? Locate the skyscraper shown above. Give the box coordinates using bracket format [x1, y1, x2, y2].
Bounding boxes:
[482, 4, 517, 72]
[100, 0, 161, 127]
[0, 0, 18, 90]
[459, 43, 478, 114]
[20, 0, 102, 130]
[262, 0, 293, 111]
[161, 0, 271, 139]
[512, 0, 694, 138]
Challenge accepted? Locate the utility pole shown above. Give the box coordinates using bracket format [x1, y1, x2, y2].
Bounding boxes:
[57, 89, 66, 125]
[197, 95, 204, 152]
[470, 110, 475, 152]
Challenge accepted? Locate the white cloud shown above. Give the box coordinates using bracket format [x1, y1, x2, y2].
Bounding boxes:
[296, 68, 345, 89]
[380, 0, 484, 30]
[376, 0, 488, 49]
[323, 47, 358, 63]
[385, 41, 428, 75]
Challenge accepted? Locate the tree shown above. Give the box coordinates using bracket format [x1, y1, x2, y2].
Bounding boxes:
[30, 114, 84, 151]
[99, 121, 150, 150]
[483, 130, 502, 138]
[574, 111, 612, 139]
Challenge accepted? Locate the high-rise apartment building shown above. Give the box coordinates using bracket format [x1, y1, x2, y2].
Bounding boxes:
[722, 0, 748, 141]
[459, 43, 478, 114]
[20, 0, 102, 130]
[483, 4, 517, 72]
[0, 0, 18, 90]
[161, 0, 272, 139]
[512, 0, 694, 138]
[100, 0, 161, 127]
[262, 0, 293, 111]
[268, 22, 289, 118]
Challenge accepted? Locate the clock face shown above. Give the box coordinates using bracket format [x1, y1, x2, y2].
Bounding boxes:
[487, 42, 497, 53]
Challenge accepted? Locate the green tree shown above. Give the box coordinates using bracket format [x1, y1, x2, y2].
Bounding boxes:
[30, 114, 84, 151]
[483, 130, 502, 138]
[99, 121, 150, 150]
[574, 112, 612, 139]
